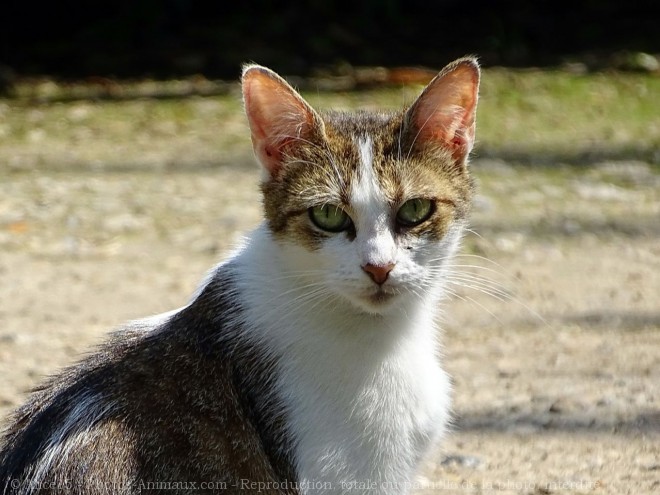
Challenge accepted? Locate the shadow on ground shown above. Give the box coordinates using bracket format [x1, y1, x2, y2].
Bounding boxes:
[475, 145, 660, 166]
[455, 409, 660, 434]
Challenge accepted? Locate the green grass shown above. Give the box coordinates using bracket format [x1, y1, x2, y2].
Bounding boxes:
[477, 69, 660, 162]
[1, 69, 658, 173]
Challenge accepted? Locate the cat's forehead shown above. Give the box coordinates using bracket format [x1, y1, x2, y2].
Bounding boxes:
[323, 110, 402, 153]
[323, 110, 399, 132]
[274, 111, 405, 204]
[317, 110, 457, 202]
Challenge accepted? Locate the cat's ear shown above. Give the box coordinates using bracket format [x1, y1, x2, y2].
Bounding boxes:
[404, 57, 480, 165]
[242, 65, 324, 177]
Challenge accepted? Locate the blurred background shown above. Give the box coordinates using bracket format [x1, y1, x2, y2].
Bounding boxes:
[1, 0, 659, 81]
[1, 2, 659, 494]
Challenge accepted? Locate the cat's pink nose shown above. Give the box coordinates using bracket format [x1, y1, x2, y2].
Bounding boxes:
[362, 263, 395, 285]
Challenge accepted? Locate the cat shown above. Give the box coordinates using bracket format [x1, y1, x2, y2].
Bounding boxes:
[0, 57, 480, 494]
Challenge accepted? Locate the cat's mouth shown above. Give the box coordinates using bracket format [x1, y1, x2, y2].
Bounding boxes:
[361, 286, 398, 308]
[368, 290, 396, 304]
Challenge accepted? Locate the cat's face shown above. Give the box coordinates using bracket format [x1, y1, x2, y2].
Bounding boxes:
[243, 59, 479, 314]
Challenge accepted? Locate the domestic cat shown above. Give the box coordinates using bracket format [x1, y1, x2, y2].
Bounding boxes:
[0, 57, 480, 494]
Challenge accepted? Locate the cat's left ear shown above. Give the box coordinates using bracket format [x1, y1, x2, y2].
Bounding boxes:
[405, 57, 480, 165]
[242, 64, 325, 178]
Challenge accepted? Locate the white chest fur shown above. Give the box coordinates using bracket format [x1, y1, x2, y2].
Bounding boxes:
[234, 228, 451, 494]
[282, 317, 450, 494]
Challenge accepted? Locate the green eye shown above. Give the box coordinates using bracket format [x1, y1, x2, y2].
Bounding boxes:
[309, 205, 352, 232]
[396, 198, 434, 227]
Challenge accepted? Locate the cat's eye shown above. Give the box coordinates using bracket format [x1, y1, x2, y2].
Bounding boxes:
[309, 205, 352, 232]
[396, 198, 434, 227]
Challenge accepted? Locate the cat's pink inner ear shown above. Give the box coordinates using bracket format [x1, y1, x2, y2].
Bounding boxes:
[242, 66, 320, 177]
[408, 59, 480, 163]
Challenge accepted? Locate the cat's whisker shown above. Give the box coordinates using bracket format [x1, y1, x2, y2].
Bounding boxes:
[260, 287, 335, 329]
[428, 262, 514, 289]
[274, 295, 354, 333]
[439, 269, 513, 294]
[436, 265, 520, 301]
[443, 287, 507, 326]
[446, 281, 513, 304]
[263, 270, 329, 281]
[439, 269, 549, 327]
[440, 262, 509, 276]
[446, 279, 512, 303]
[418, 248, 546, 327]
[259, 282, 330, 308]
[464, 228, 485, 240]
[436, 266, 509, 290]
[405, 286, 428, 305]
[452, 252, 512, 271]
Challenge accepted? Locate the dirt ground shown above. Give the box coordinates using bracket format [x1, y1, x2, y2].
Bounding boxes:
[0, 153, 658, 494]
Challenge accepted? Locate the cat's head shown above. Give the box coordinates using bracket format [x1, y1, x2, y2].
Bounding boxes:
[242, 58, 479, 315]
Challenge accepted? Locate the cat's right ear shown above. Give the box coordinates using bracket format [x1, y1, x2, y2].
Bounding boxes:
[242, 65, 324, 178]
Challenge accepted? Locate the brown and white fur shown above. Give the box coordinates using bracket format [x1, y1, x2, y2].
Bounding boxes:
[0, 57, 480, 494]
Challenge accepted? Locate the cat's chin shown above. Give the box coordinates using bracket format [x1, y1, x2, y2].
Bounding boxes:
[348, 287, 403, 315]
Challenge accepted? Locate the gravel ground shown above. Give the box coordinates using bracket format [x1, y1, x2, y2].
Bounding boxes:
[1, 145, 658, 493]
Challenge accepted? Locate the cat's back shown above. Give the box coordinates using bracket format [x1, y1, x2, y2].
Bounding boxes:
[0, 268, 294, 494]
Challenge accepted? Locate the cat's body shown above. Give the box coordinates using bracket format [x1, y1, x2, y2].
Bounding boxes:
[0, 58, 480, 494]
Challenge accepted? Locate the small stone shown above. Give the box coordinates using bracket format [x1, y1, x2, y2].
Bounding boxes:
[440, 454, 484, 469]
